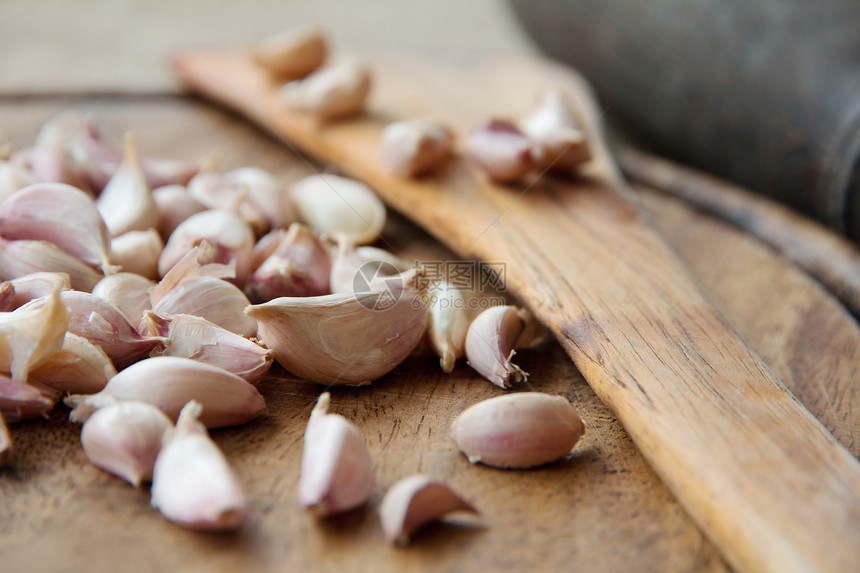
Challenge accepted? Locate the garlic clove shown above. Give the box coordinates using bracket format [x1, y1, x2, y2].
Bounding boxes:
[466, 120, 534, 183]
[425, 282, 470, 373]
[96, 134, 159, 237]
[0, 415, 10, 465]
[0, 286, 69, 383]
[141, 158, 200, 190]
[381, 119, 453, 178]
[149, 240, 235, 305]
[252, 27, 327, 79]
[151, 276, 257, 338]
[13, 145, 91, 192]
[520, 89, 591, 172]
[30, 332, 116, 395]
[247, 222, 331, 301]
[158, 210, 255, 286]
[450, 392, 585, 469]
[251, 228, 290, 272]
[280, 60, 371, 120]
[298, 392, 373, 515]
[464, 305, 528, 388]
[108, 229, 163, 280]
[226, 167, 297, 231]
[0, 159, 36, 203]
[8, 272, 71, 309]
[245, 272, 427, 385]
[328, 237, 409, 294]
[34, 110, 90, 149]
[290, 174, 386, 245]
[0, 374, 58, 422]
[66, 357, 266, 428]
[139, 311, 272, 385]
[0, 239, 102, 292]
[152, 184, 206, 241]
[91, 272, 154, 326]
[80, 399, 172, 487]
[151, 400, 247, 531]
[379, 474, 478, 546]
[0, 182, 113, 274]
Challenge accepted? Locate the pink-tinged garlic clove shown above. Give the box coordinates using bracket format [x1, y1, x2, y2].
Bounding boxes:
[139, 312, 272, 385]
[280, 60, 371, 120]
[158, 210, 255, 286]
[247, 222, 331, 301]
[251, 228, 290, 272]
[91, 272, 154, 326]
[380, 474, 479, 546]
[30, 333, 116, 395]
[252, 27, 327, 79]
[151, 401, 247, 531]
[152, 184, 206, 241]
[0, 286, 69, 383]
[450, 392, 585, 469]
[328, 237, 409, 294]
[466, 120, 534, 183]
[13, 146, 91, 192]
[381, 119, 454, 178]
[149, 240, 235, 305]
[0, 160, 36, 203]
[8, 272, 71, 309]
[290, 174, 386, 245]
[151, 276, 257, 338]
[142, 158, 200, 190]
[425, 282, 470, 373]
[80, 399, 172, 487]
[520, 89, 591, 172]
[0, 239, 102, 292]
[108, 229, 163, 280]
[66, 357, 266, 429]
[298, 392, 373, 515]
[95, 134, 159, 237]
[0, 374, 58, 423]
[464, 305, 528, 388]
[0, 182, 114, 274]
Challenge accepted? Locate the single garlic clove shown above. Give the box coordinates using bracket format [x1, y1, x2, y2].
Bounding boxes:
[149, 240, 235, 303]
[465, 305, 528, 388]
[151, 276, 257, 338]
[30, 332, 116, 395]
[139, 311, 272, 385]
[0, 159, 36, 203]
[8, 272, 71, 309]
[108, 229, 163, 280]
[280, 60, 371, 120]
[0, 374, 58, 422]
[141, 158, 200, 190]
[381, 119, 454, 178]
[158, 210, 255, 286]
[328, 237, 409, 294]
[13, 146, 91, 192]
[18, 290, 164, 369]
[247, 222, 331, 301]
[379, 474, 479, 546]
[226, 167, 297, 231]
[245, 272, 427, 385]
[0, 415, 10, 465]
[34, 110, 90, 149]
[450, 392, 586, 469]
[520, 89, 591, 172]
[298, 392, 373, 515]
[466, 120, 534, 183]
[66, 357, 266, 428]
[96, 134, 159, 237]
[0, 286, 69, 383]
[290, 174, 386, 245]
[0, 182, 114, 274]
[152, 184, 206, 241]
[425, 282, 470, 373]
[0, 239, 102, 292]
[80, 399, 172, 487]
[91, 272, 154, 326]
[252, 27, 327, 79]
[251, 228, 290, 272]
[151, 400, 247, 531]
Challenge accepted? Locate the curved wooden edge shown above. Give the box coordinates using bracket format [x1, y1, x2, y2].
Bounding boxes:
[619, 147, 860, 316]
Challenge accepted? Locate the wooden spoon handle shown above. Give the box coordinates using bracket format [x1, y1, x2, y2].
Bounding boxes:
[173, 50, 860, 573]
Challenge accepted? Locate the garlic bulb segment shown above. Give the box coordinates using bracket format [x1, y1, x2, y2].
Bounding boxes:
[247, 222, 331, 301]
[252, 27, 327, 79]
[466, 120, 533, 183]
[96, 134, 159, 237]
[151, 276, 257, 338]
[280, 61, 371, 120]
[425, 282, 469, 373]
[149, 240, 235, 305]
[520, 89, 591, 171]
[464, 305, 528, 388]
[381, 119, 453, 178]
[290, 174, 386, 245]
[0, 239, 102, 292]
[8, 272, 71, 309]
[0, 374, 58, 422]
[0, 286, 69, 383]
[108, 229, 163, 280]
[328, 237, 408, 294]
[0, 159, 36, 203]
[152, 184, 206, 241]
[91, 272, 154, 326]
[30, 333, 116, 395]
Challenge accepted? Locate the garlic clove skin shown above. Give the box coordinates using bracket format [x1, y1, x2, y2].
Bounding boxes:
[0, 286, 69, 383]
[0, 239, 102, 292]
[0, 182, 113, 274]
[450, 392, 585, 469]
[108, 229, 163, 280]
[139, 311, 272, 385]
[280, 60, 371, 120]
[30, 333, 116, 395]
[520, 89, 591, 172]
[96, 134, 159, 238]
[66, 357, 266, 428]
[464, 305, 528, 388]
[8, 272, 71, 309]
[252, 27, 327, 79]
[0, 374, 58, 423]
[328, 237, 409, 294]
[381, 119, 453, 178]
[151, 276, 257, 338]
[298, 392, 373, 515]
[80, 399, 172, 487]
[91, 272, 154, 326]
[149, 240, 235, 305]
[151, 400, 247, 530]
[0, 160, 36, 203]
[158, 210, 255, 286]
[226, 167, 297, 231]
[152, 184, 206, 241]
[467, 120, 534, 183]
[425, 282, 470, 373]
[247, 222, 331, 301]
[245, 273, 427, 385]
[290, 174, 386, 245]
[380, 474, 478, 546]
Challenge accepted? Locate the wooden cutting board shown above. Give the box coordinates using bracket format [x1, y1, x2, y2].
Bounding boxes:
[0, 63, 858, 573]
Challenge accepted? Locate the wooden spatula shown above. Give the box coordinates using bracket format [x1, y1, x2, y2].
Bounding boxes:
[173, 50, 860, 573]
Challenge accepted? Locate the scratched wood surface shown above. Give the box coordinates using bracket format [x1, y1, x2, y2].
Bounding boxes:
[0, 97, 858, 572]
